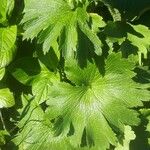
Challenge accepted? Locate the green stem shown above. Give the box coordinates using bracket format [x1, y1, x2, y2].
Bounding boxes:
[0, 110, 6, 130]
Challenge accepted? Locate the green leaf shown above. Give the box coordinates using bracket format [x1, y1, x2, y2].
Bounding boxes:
[115, 126, 136, 150]
[0, 0, 7, 23]
[0, 25, 17, 68]
[104, 22, 150, 64]
[0, 130, 9, 145]
[127, 24, 150, 65]
[6, 0, 14, 18]
[45, 53, 150, 149]
[36, 48, 59, 71]
[9, 57, 41, 85]
[0, 0, 14, 23]
[89, 13, 106, 33]
[32, 66, 58, 104]
[104, 21, 127, 43]
[9, 57, 59, 104]
[21, 0, 103, 58]
[12, 94, 73, 150]
[0, 88, 14, 108]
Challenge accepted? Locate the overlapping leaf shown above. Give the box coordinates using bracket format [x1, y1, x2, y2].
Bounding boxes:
[104, 22, 150, 64]
[0, 23, 16, 147]
[9, 57, 59, 105]
[10, 53, 150, 150]
[0, 25, 17, 68]
[115, 126, 135, 150]
[44, 53, 150, 149]
[12, 94, 73, 150]
[0, 88, 14, 108]
[0, 0, 14, 23]
[1, 0, 150, 149]
[21, 0, 104, 58]
[0, 130, 9, 145]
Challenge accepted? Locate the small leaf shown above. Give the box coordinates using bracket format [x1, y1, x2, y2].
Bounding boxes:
[32, 71, 58, 104]
[0, 130, 9, 145]
[89, 13, 106, 33]
[0, 88, 14, 108]
[6, 0, 14, 17]
[0, 25, 17, 68]
[9, 57, 41, 85]
[0, 0, 14, 24]
[127, 24, 150, 65]
[9, 57, 59, 104]
[104, 22, 150, 64]
[115, 126, 136, 150]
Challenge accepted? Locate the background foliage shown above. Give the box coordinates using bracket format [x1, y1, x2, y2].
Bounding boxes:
[0, 0, 150, 150]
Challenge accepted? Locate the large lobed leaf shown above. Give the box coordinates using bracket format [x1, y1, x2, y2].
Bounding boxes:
[45, 53, 149, 149]
[12, 53, 150, 150]
[21, 0, 104, 58]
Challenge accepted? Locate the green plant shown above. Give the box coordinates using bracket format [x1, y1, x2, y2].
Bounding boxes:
[0, 0, 150, 150]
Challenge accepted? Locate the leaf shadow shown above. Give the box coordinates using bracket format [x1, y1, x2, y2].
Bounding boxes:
[130, 113, 150, 150]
